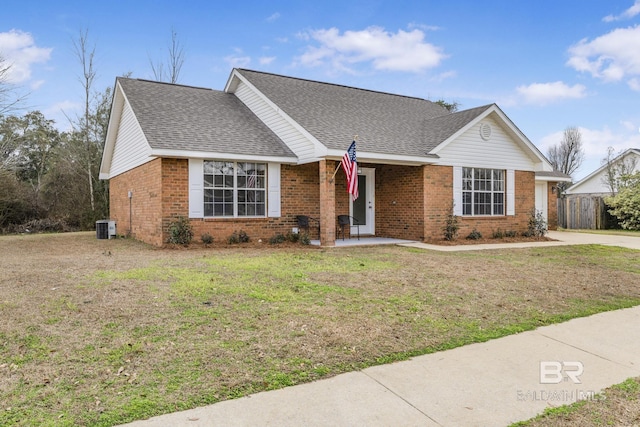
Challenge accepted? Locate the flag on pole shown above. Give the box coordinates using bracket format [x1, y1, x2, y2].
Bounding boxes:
[341, 140, 359, 201]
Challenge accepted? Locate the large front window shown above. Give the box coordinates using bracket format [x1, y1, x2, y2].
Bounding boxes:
[462, 167, 505, 216]
[203, 161, 266, 217]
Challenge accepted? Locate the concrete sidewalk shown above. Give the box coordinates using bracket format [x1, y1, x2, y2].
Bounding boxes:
[120, 231, 640, 427]
[401, 230, 640, 251]
[121, 306, 640, 427]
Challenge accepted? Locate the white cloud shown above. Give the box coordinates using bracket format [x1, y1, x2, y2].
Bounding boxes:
[0, 29, 52, 83]
[629, 77, 640, 91]
[266, 12, 281, 23]
[259, 56, 275, 65]
[30, 79, 45, 90]
[603, 0, 640, 22]
[567, 25, 640, 87]
[430, 70, 457, 83]
[224, 49, 251, 68]
[295, 26, 447, 73]
[516, 81, 587, 105]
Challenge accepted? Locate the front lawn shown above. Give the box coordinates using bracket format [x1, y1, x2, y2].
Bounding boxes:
[1, 233, 639, 426]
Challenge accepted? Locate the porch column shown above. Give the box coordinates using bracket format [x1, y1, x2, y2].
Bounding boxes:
[319, 159, 336, 246]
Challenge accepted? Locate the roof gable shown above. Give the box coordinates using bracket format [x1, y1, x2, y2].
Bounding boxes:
[429, 104, 552, 171]
[230, 69, 450, 158]
[116, 78, 295, 158]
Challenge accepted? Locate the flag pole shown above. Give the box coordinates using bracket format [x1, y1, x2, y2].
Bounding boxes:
[329, 135, 358, 183]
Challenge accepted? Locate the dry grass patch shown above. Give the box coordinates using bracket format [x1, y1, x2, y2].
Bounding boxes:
[1, 232, 639, 426]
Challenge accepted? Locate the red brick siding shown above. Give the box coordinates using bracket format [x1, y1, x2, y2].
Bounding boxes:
[109, 158, 542, 245]
[547, 181, 559, 230]
[375, 164, 425, 240]
[109, 158, 164, 246]
[423, 166, 536, 241]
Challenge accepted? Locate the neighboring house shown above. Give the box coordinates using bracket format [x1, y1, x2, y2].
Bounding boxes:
[99, 68, 569, 246]
[565, 148, 640, 197]
[560, 148, 639, 230]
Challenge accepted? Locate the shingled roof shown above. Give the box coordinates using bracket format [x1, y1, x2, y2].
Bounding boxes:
[235, 69, 456, 156]
[117, 78, 295, 158]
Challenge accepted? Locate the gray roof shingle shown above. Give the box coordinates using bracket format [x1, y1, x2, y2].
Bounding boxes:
[117, 78, 295, 158]
[236, 69, 458, 156]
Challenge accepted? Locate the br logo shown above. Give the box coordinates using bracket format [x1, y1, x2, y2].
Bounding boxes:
[540, 361, 584, 384]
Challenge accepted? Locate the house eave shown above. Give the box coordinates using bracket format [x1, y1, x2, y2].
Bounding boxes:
[149, 148, 299, 164]
[325, 149, 438, 166]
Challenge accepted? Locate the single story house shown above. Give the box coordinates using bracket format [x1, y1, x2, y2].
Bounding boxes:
[99, 68, 569, 246]
[565, 148, 640, 197]
[559, 148, 639, 230]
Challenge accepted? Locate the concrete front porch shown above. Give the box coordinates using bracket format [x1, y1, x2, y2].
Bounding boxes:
[311, 237, 416, 247]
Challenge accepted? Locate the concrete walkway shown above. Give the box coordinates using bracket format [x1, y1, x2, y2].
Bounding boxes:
[401, 230, 640, 251]
[120, 231, 640, 427]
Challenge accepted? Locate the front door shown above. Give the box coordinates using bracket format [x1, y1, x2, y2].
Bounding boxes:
[351, 167, 375, 235]
[535, 182, 548, 226]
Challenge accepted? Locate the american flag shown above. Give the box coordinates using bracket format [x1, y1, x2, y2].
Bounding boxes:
[341, 141, 359, 201]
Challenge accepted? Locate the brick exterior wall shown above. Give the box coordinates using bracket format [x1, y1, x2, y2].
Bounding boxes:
[422, 166, 537, 241]
[109, 158, 548, 246]
[547, 181, 559, 230]
[375, 164, 425, 240]
[109, 158, 164, 246]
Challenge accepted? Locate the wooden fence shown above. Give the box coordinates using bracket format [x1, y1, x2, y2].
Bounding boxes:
[557, 196, 618, 229]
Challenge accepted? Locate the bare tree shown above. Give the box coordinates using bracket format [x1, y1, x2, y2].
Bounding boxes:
[0, 54, 27, 115]
[547, 126, 584, 193]
[601, 147, 639, 194]
[149, 28, 185, 84]
[72, 29, 97, 212]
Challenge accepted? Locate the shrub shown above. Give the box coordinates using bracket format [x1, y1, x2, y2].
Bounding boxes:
[442, 202, 459, 241]
[167, 216, 193, 245]
[227, 230, 250, 244]
[526, 209, 548, 238]
[286, 231, 300, 243]
[505, 230, 517, 238]
[201, 233, 214, 245]
[238, 230, 250, 243]
[606, 172, 640, 230]
[466, 228, 482, 240]
[492, 228, 505, 239]
[269, 233, 286, 244]
[299, 233, 311, 245]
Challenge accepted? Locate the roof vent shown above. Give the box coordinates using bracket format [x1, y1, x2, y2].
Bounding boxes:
[479, 123, 492, 141]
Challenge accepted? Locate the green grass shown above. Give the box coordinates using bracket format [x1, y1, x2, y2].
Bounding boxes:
[1, 237, 639, 426]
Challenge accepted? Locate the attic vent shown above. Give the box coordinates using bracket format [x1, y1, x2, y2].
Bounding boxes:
[479, 123, 492, 141]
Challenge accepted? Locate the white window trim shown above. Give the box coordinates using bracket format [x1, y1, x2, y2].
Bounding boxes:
[457, 166, 508, 217]
[188, 159, 281, 219]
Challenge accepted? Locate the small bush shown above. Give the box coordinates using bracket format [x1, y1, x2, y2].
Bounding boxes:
[286, 231, 300, 243]
[167, 216, 193, 245]
[227, 230, 250, 244]
[269, 233, 286, 245]
[466, 228, 482, 240]
[527, 209, 548, 238]
[238, 230, 250, 243]
[201, 233, 214, 245]
[492, 228, 505, 239]
[505, 230, 517, 238]
[442, 203, 459, 241]
[299, 233, 311, 245]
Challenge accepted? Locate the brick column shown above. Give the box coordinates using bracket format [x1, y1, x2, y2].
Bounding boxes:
[319, 159, 336, 246]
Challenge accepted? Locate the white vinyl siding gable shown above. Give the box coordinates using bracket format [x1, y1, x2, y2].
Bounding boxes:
[436, 117, 536, 171]
[109, 101, 153, 177]
[233, 81, 320, 162]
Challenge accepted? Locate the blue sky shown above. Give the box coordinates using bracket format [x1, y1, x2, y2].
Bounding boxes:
[2, 0, 639, 180]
